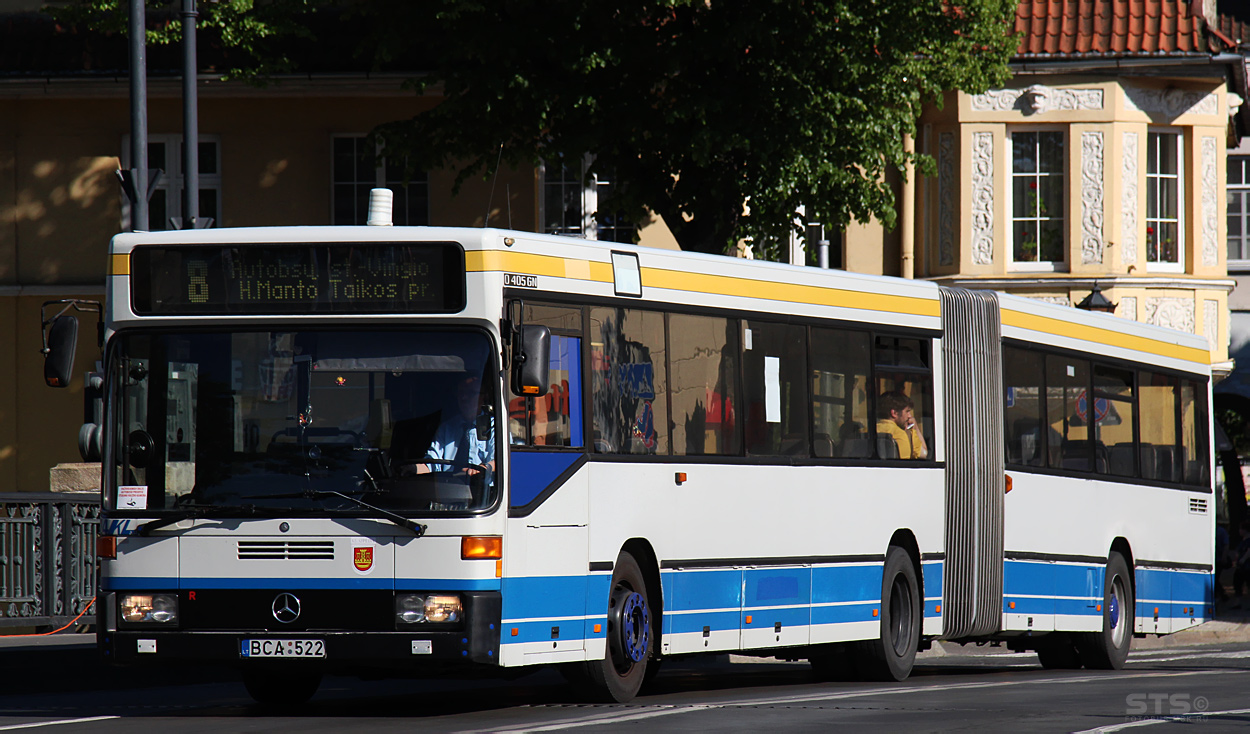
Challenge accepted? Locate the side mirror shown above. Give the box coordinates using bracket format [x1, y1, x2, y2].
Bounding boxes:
[43, 315, 79, 388]
[511, 324, 550, 398]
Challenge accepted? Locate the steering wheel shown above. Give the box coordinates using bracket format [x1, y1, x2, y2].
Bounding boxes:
[396, 458, 490, 478]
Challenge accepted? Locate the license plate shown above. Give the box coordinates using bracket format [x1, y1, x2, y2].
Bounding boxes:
[241, 639, 325, 658]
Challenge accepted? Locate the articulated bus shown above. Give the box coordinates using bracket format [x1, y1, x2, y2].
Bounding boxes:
[50, 196, 1213, 704]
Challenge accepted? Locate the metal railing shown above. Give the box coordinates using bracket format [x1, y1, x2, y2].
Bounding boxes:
[0, 493, 99, 630]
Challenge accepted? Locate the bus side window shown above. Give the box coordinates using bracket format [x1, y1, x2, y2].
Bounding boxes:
[1180, 379, 1209, 486]
[1045, 355, 1092, 472]
[811, 327, 871, 459]
[1004, 346, 1045, 467]
[670, 313, 739, 456]
[873, 335, 934, 461]
[742, 320, 809, 457]
[589, 307, 668, 454]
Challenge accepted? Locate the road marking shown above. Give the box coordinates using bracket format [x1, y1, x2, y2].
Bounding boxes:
[1127, 650, 1250, 663]
[1073, 707, 1250, 732]
[457, 668, 1247, 733]
[0, 717, 120, 731]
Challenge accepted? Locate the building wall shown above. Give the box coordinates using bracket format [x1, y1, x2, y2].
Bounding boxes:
[915, 75, 1235, 368]
[0, 80, 547, 492]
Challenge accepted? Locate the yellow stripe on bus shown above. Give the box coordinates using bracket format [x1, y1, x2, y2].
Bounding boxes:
[110, 253, 130, 276]
[466, 251, 612, 282]
[1001, 309, 1210, 366]
[642, 267, 942, 318]
[466, 250, 939, 318]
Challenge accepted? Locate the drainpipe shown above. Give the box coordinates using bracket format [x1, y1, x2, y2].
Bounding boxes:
[900, 133, 915, 279]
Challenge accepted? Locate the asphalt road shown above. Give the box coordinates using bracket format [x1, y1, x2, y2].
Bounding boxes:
[2, 635, 1249, 733]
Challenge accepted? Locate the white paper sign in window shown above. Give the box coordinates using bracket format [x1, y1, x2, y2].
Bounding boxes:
[611, 251, 642, 297]
[764, 356, 781, 423]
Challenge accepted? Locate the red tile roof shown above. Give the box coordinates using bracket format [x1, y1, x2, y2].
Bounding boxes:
[1013, 0, 1240, 58]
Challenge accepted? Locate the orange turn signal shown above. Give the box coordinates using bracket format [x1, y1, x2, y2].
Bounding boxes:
[1005, 474, 1013, 494]
[462, 536, 502, 560]
[97, 536, 117, 559]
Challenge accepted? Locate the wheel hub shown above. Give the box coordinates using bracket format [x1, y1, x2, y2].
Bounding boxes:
[608, 586, 650, 670]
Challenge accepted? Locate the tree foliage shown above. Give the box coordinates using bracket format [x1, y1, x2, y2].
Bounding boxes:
[50, 0, 1018, 258]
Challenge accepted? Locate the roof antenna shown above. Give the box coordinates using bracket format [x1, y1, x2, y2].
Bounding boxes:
[506, 183, 512, 229]
[484, 142, 504, 227]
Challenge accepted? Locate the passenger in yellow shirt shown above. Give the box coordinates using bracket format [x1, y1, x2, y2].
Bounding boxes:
[875, 391, 929, 460]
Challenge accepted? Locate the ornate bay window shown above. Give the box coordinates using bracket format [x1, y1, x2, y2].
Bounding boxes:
[1145, 130, 1183, 270]
[1010, 130, 1066, 267]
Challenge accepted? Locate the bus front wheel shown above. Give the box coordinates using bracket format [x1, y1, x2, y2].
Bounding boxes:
[854, 545, 920, 681]
[567, 551, 653, 702]
[1077, 552, 1133, 670]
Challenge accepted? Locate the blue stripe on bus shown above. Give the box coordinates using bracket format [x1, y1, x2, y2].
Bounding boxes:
[501, 574, 610, 622]
[812, 563, 881, 603]
[811, 601, 882, 625]
[1003, 561, 1212, 618]
[102, 577, 181, 591]
[395, 578, 502, 592]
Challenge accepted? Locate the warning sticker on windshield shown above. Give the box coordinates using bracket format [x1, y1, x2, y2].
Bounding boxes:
[117, 486, 148, 510]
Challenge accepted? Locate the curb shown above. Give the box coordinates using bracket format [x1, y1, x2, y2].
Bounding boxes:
[1131, 618, 1250, 649]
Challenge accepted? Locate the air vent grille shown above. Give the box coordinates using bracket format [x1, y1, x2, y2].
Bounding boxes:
[1189, 498, 1208, 515]
[237, 540, 335, 560]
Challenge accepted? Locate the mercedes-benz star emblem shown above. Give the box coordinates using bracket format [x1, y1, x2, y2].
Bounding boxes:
[271, 592, 301, 624]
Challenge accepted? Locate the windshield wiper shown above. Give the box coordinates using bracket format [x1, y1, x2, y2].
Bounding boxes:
[135, 504, 259, 536]
[250, 489, 426, 536]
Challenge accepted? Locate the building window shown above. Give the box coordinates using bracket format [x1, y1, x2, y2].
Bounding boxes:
[1010, 130, 1065, 267]
[332, 136, 428, 226]
[1229, 156, 1250, 267]
[540, 157, 636, 243]
[1146, 131, 1183, 269]
[122, 134, 221, 231]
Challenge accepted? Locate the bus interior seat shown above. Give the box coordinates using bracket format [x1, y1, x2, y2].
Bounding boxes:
[1059, 438, 1108, 473]
[876, 436, 900, 460]
[838, 436, 872, 459]
[1010, 419, 1042, 464]
[387, 411, 441, 473]
[1108, 442, 1136, 477]
[1142, 444, 1178, 482]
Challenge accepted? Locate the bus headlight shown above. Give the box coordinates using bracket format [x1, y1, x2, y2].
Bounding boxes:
[120, 594, 178, 624]
[395, 594, 462, 625]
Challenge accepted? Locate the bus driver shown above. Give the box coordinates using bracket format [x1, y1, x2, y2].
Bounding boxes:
[415, 373, 496, 477]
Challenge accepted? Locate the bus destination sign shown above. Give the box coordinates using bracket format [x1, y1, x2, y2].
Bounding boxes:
[130, 243, 466, 315]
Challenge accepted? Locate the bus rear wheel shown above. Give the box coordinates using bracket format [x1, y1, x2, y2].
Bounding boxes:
[567, 551, 653, 702]
[1077, 552, 1133, 670]
[854, 545, 920, 681]
[243, 669, 321, 706]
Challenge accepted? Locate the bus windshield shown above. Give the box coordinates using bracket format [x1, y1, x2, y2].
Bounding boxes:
[108, 328, 499, 516]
